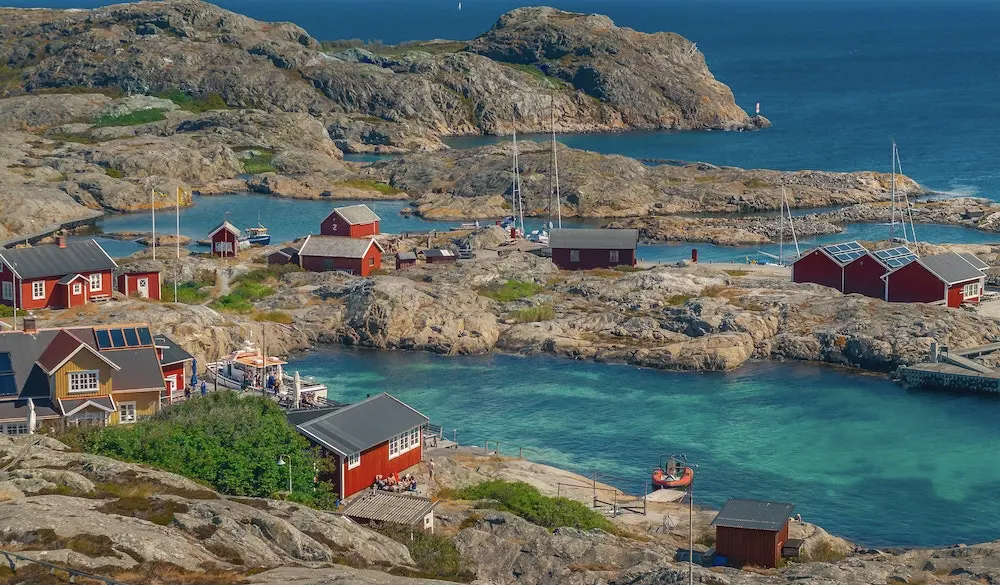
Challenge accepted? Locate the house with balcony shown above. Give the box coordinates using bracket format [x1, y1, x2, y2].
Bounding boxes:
[0, 317, 186, 434]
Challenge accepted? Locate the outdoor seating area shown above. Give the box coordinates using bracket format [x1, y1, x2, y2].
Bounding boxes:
[374, 472, 418, 493]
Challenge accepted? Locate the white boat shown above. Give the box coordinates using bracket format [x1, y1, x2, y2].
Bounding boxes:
[206, 342, 328, 400]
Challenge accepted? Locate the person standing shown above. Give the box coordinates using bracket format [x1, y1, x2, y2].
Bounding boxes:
[200, 380, 207, 397]
[428, 458, 435, 480]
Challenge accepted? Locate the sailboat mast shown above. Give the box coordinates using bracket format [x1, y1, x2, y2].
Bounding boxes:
[786, 188, 800, 257]
[778, 188, 785, 265]
[895, 143, 917, 242]
[512, 119, 524, 237]
[551, 96, 561, 229]
[889, 141, 898, 243]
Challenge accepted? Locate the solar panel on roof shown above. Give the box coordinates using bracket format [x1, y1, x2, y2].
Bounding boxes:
[0, 352, 12, 374]
[0, 373, 16, 397]
[124, 328, 139, 347]
[110, 328, 126, 348]
[95, 329, 112, 349]
[823, 241, 867, 263]
[137, 327, 152, 346]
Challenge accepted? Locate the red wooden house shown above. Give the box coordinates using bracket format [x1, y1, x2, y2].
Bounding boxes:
[844, 246, 918, 299]
[321, 204, 380, 238]
[290, 393, 429, 499]
[422, 249, 457, 264]
[0, 238, 118, 311]
[883, 252, 986, 307]
[396, 251, 417, 270]
[550, 228, 639, 271]
[209, 221, 242, 258]
[298, 235, 383, 276]
[791, 241, 868, 292]
[117, 271, 161, 300]
[154, 334, 195, 402]
[711, 498, 795, 568]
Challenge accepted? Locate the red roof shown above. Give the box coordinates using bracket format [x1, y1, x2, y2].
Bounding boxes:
[36, 330, 86, 373]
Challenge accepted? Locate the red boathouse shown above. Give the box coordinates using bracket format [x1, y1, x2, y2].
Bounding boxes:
[290, 393, 429, 499]
[320, 204, 380, 238]
[208, 221, 241, 258]
[298, 235, 383, 276]
[884, 252, 986, 308]
[791, 241, 869, 292]
[844, 246, 918, 299]
[712, 498, 795, 569]
[550, 228, 639, 271]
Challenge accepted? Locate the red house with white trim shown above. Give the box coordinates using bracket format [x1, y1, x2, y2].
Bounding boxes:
[298, 235, 383, 276]
[289, 393, 429, 499]
[154, 334, 195, 403]
[884, 252, 986, 308]
[0, 238, 118, 311]
[791, 241, 867, 292]
[321, 204, 380, 238]
[117, 271, 161, 300]
[209, 221, 242, 258]
[550, 228, 639, 271]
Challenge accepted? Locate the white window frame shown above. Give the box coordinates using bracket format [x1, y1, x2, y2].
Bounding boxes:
[609, 250, 620, 264]
[348, 452, 361, 469]
[118, 401, 137, 424]
[72, 282, 83, 295]
[388, 427, 420, 460]
[2, 281, 12, 301]
[409, 427, 420, 450]
[963, 282, 980, 300]
[1, 422, 29, 435]
[89, 273, 102, 292]
[215, 241, 233, 253]
[570, 250, 580, 263]
[68, 411, 106, 427]
[32, 280, 45, 300]
[68, 370, 100, 394]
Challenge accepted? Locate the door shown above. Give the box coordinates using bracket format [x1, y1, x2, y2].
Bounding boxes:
[165, 376, 177, 396]
[137, 278, 149, 299]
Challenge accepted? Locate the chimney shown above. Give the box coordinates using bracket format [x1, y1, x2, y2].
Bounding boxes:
[56, 236, 67, 249]
[23, 313, 37, 334]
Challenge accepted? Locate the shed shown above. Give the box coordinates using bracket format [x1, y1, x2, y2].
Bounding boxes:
[549, 228, 639, 271]
[267, 247, 300, 266]
[711, 498, 795, 568]
[883, 252, 985, 307]
[208, 221, 241, 258]
[843, 245, 917, 299]
[422, 249, 457, 264]
[298, 235, 383, 276]
[791, 241, 867, 292]
[396, 251, 417, 270]
[339, 490, 437, 532]
[321, 204, 381, 238]
[117, 270, 161, 300]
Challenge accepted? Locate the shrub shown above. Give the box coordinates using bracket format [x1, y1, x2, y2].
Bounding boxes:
[508, 304, 555, 323]
[666, 294, 692, 306]
[163, 281, 211, 304]
[375, 523, 474, 582]
[477, 280, 544, 302]
[336, 178, 404, 195]
[94, 108, 167, 127]
[242, 151, 277, 174]
[253, 310, 293, 324]
[157, 90, 229, 113]
[455, 480, 614, 532]
[800, 540, 847, 563]
[97, 497, 189, 526]
[105, 167, 124, 179]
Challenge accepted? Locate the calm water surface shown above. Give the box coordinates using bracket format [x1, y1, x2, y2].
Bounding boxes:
[290, 348, 1000, 548]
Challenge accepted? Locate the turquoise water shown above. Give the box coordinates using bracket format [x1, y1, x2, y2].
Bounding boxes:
[291, 348, 1000, 547]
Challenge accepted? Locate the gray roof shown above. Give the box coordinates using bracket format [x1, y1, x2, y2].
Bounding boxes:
[209, 221, 242, 238]
[68, 327, 165, 392]
[154, 334, 195, 366]
[0, 240, 117, 280]
[268, 247, 300, 259]
[549, 228, 639, 250]
[339, 490, 436, 525]
[299, 235, 382, 259]
[0, 398, 60, 422]
[295, 392, 428, 456]
[919, 252, 985, 284]
[423, 249, 456, 258]
[286, 406, 343, 427]
[60, 396, 115, 414]
[397, 251, 417, 261]
[333, 204, 381, 225]
[959, 253, 989, 271]
[711, 498, 795, 532]
[0, 329, 65, 400]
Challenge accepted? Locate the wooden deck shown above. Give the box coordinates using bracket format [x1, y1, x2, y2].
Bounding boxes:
[646, 488, 687, 503]
[952, 342, 1000, 358]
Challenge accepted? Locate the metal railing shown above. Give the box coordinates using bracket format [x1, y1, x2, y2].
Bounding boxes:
[485, 440, 536, 459]
[1, 549, 129, 584]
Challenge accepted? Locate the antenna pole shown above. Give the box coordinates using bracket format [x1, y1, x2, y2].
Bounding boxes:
[889, 141, 899, 243]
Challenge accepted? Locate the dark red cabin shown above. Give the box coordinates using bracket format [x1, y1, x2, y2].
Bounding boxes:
[550, 228, 639, 271]
[117, 271, 161, 300]
[884, 252, 985, 308]
[791, 241, 871, 292]
[209, 221, 241, 258]
[712, 498, 795, 569]
[320, 204, 380, 238]
[298, 235, 383, 277]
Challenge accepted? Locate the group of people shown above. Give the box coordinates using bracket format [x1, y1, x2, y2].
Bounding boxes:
[374, 473, 417, 492]
[184, 380, 209, 400]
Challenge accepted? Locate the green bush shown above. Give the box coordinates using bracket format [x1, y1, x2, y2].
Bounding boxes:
[336, 178, 403, 195]
[104, 167, 124, 179]
[375, 523, 474, 582]
[163, 281, 210, 304]
[157, 90, 229, 113]
[93, 108, 167, 127]
[455, 480, 614, 532]
[82, 391, 321, 499]
[508, 304, 555, 323]
[242, 151, 277, 174]
[477, 280, 544, 302]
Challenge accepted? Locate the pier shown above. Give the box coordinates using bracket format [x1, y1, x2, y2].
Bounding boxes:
[898, 341, 1000, 393]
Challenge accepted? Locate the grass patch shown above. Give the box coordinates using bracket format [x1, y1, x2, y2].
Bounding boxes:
[586, 269, 622, 279]
[253, 310, 293, 324]
[97, 496, 189, 526]
[455, 480, 614, 532]
[46, 131, 98, 144]
[164, 281, 211, 304]
[374, 523, 474, 583]
[18, 529, 118, 558]
[744, 178, 772, 189]
[666, 294, 692, 306]
[211, 281, 275, 313]
[477, 280, 544, 302]
[157, 90, 229, 113]
[614, 265, 644, 272]
[508, 304, 555, 323]
[105, 166, 124, 179]
[336, 178, 403, 195]
[93, 108, 167, 127]
[501, 62, 564, 88]
[700, 284, 728, 298]
[205, 542, 245, 565]
[242, 151, 277, 174]
[0, 64, 25, 90]
[800, 540, 847, 563]
[231, 264, 303, 285]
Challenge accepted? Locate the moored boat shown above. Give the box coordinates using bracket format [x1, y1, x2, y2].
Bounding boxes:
[652, 455, 694, 489]
[244, 224, 271, 246]
[206, 342, 327, 400]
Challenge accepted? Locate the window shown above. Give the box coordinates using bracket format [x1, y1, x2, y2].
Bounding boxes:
[1, 281, 11, 301]
[32, 280, 45, 300]
[348, 452, 361, 469]
[963, 282, 981, 299]
[72, 282, 82, 295]
[388, 428, 420, 460]
[324, 258, 334, 270]
[89, 274, 102, 292]
[215, 241, 233, 253]
[0, 422, 29, 435]
[609, 250, 620, 264]
[369, 257, 375, 267]
[118, 402, 137, 424]
[570, 250, 580, 263]
[68, 411, 106, 427]
[68, 370, 100, 394]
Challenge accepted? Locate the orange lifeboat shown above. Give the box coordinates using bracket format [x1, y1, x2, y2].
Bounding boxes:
[652, 465, 694, 489]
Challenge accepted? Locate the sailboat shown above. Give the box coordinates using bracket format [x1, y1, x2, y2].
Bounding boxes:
[527, 97, 563, 245]
[506, 119, 526, 239]
[757, 186, 799, 266]
[888, 141, 917, 243]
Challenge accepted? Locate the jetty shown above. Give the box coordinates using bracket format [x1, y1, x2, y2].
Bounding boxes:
[898, 341, 1000, 393]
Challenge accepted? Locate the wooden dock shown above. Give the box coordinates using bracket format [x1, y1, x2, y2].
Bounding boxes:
[899, 341, 1000, 393]
[645, 488, 687, 503]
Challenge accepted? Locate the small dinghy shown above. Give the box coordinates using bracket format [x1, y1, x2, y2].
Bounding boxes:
[651, 455, 694, 489]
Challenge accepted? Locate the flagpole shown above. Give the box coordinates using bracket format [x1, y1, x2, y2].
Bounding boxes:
[175, 186, 181, 303]
[151, 188, 156, 261]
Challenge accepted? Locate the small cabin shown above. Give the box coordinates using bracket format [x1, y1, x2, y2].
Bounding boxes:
[320, 204, 380, 238]
[267, 247, 300, 266]
[884, 252, 986, 307]
[209, 221, 241, 258]
[339, 490, 437, 533]
[298, 235, 383, 277]
[422, 249, 457, 264]
[154, 334, 194, 402]
[396, 251, 417, 270]
[791, 241, 866, 292]
[843, 246, 918, 299]
[549, 228, 639, 271]
[711, 498, 795, 568]
[117, 271, 161, 300]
